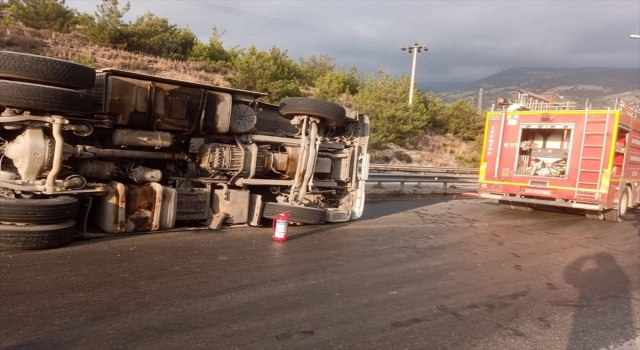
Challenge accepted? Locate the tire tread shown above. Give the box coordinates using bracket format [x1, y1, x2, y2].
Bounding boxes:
[0, 51, 95, 89]
[0, 80, 94, 114]
[279, 97, 346, 127]
[0, 196, 79, 224]
[0, 220, 76, 250]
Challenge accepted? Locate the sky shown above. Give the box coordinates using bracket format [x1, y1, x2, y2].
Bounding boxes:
[66, 0, 640, 92]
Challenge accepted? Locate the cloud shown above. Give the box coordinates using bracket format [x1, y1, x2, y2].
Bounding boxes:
[67, 0, 640, 91]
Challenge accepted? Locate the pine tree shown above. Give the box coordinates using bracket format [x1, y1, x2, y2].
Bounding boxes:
[7, 0, 76, 32]
[83, 0, 130, 47]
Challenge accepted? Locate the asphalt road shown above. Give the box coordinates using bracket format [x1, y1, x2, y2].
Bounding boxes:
[1, 199, 639, 350]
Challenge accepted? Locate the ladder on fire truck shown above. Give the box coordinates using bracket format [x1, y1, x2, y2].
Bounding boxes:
[574, 109, 611, 200]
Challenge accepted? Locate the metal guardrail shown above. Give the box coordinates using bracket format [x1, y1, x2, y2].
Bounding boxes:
[368, 164, 479, 174]
[366, 172, 479, 192]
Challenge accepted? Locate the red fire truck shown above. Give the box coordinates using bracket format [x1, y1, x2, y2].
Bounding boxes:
[477, 90, 640, 222]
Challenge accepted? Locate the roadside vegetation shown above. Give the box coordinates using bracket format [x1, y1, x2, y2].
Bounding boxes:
[0, 0, 484, 166]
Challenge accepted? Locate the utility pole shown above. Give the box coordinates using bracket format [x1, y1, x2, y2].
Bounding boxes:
[401, 43, 427, 105]
[477, 88, 483, 113]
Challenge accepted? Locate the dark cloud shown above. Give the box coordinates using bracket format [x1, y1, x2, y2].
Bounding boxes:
[68, 0, 640, 91]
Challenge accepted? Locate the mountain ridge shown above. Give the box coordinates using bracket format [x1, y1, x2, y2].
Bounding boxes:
[434, 66, 640, 110]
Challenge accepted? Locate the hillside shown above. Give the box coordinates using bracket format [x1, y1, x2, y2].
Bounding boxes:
[1, 23, 229, 86]
[440, 67, 640, 111]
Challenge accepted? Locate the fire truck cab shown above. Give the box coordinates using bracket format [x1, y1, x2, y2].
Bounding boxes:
[478, 90, 640, 222]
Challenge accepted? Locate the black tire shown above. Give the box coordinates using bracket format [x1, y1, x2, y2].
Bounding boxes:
[0, 51, 96, 89]
[0, 196, 79, 224]
[585, 211, 604, 220]
[0, 79, 94, 114]
[0, 220, 76, 250]
[279, 97, 346, 127]
[498, 200, 512, 210]
[498, 200, 532, 211]
[603, 189, 629, 222]
[262, 202, 326, 225]
[603, 209, 621, 222]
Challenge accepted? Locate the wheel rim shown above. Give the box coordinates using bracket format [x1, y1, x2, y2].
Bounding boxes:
[619, 190, 628, 216]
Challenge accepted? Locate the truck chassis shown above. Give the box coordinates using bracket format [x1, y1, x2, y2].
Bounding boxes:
[0, 51, 370, 249]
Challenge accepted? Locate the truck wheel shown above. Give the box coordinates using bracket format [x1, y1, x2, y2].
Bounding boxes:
[585, 210, 604, 220]
[603, 189, 630, 222]
[0, 51, 96, 89]
[499, 200, 532, 211]
[498, 200, 513, 209]
[262, 202, 326, 225]
[0, 196, 79, 224]
[513, 203, 532, 211]
[0, 220, 76, 250]
[0, 80, 94, 114]
[278, 97, 346, 127]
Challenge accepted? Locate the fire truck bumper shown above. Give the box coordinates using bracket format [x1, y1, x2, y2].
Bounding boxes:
[478, 193, 603, 211]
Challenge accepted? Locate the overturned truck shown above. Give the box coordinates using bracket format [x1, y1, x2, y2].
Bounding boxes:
[0, 51, 370, 249]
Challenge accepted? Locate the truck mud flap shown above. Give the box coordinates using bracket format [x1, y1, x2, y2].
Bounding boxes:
[76, 196, 93, 238]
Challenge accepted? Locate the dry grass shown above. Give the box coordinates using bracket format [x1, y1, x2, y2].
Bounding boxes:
[370, 133, 480, 167]
[407, 133, 480, 166]
[0, 23, 229, 86]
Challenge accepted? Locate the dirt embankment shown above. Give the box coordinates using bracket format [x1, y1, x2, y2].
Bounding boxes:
[0, 23, 228, 86]
[371, 133, 479, 168]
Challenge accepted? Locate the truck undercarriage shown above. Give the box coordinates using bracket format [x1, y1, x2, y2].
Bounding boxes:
[0, 51, 370, 249]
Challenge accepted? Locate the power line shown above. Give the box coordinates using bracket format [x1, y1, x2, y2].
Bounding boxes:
[400, 43, 427, 105]
[416, 55, 461, 92]
[425, 51, 467, 90]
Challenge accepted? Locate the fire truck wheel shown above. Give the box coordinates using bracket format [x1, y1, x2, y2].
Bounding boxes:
[498, 200, 513, 209]
[278, 97, 346, 127]
[584, 211, 604, 221]
[262, 202, 326, 225]
[0, 196, 79, 224]
[0, 220, 76, 250]
[603, 189, 630, 222]
[619, 189, 630, 216]
[0, 80, 94, 114]
[513, 203, 532, 211]
[0, 51, 96, 89]
[498, 200, 531, 211]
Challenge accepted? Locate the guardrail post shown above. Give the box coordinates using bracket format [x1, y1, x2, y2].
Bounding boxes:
[415, 182, 421, 189]
[400, 181, 405, 191]
[443, 182, 448, 193]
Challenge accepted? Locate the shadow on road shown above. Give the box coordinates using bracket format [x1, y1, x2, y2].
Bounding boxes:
[631, 210, 640, 237]
[360, 199, 444, 221]
[286, 222, 350, 241]
[563, 252, 636, 350]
